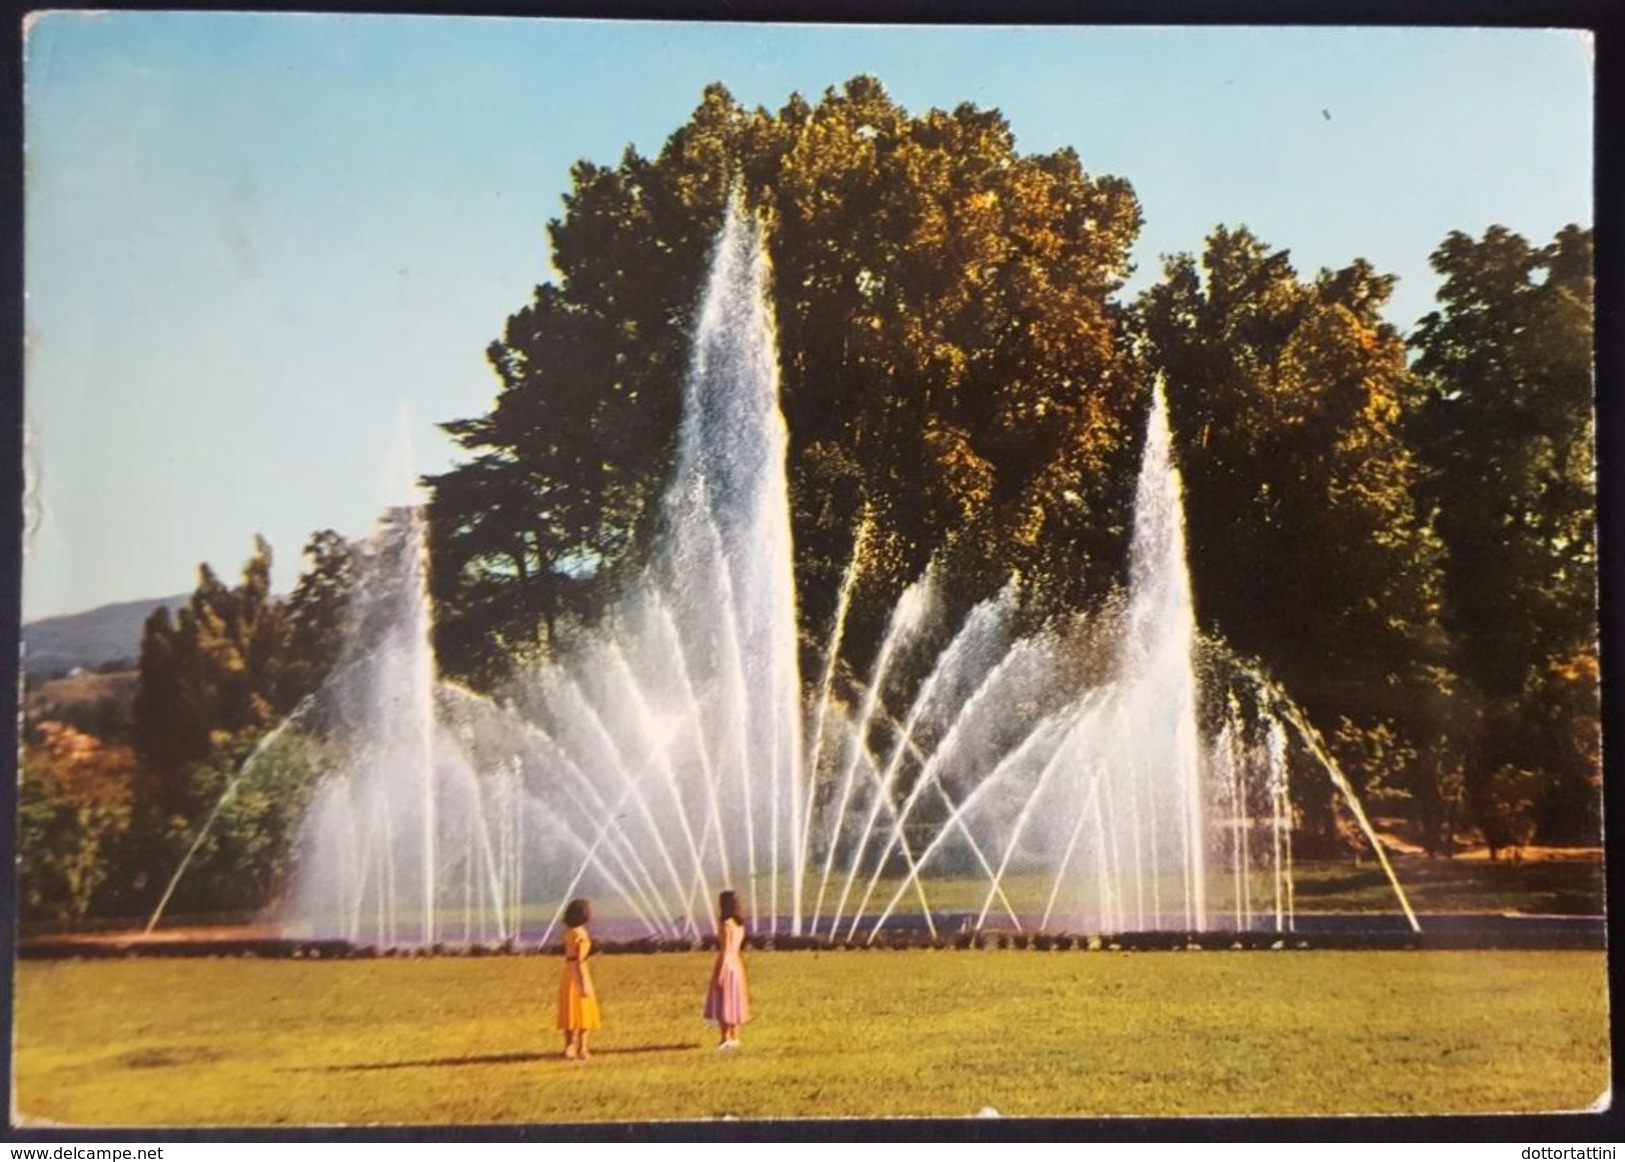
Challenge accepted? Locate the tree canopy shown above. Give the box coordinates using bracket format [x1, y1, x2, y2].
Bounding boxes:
[1135, 226, 1459, 847]
[108, 532, 356, 919]
[1408, 224, 1598, 846]
[419, 79, 1597, 859]
[426, 77, 1147, 684]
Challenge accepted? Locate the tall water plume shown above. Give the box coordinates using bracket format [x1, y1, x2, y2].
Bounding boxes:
[657, 196, 805, 931]
[1115, 377, 1206, 930]
[284, 506, 454, 944]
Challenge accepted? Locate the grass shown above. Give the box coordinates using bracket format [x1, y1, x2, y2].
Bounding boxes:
[12, 948, 1609, 1125]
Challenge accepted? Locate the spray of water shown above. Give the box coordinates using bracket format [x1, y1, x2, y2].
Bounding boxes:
[154, 202, 1421, 947]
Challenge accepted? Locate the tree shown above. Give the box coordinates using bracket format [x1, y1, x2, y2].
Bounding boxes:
[150, 728, 326, 918]
[277, 530, 359, 708]
[1136, 227, 1450, 823]
[132, 537, 290, 813]
[17, 722, 135, 925]
[426, 77, 1146, 686]
[1408, 224, 1598, 846]
[119, 531, 362, 918]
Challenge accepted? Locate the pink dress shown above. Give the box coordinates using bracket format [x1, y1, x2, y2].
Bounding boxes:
[703, 917, 751, 1027]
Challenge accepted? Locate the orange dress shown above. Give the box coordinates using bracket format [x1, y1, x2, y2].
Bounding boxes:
[556, 925, 602, 1032]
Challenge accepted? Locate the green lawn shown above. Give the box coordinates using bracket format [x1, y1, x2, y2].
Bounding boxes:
[12, 948, 1609, 1124]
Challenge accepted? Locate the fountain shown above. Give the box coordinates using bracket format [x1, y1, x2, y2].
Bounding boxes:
[177, 197, 1417, 948]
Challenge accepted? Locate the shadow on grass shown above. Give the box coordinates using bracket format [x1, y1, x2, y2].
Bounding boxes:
[291, 1044, 701, 1073]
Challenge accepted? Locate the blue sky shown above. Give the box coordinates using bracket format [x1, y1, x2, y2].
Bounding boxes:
[22, 14, 1593, 620]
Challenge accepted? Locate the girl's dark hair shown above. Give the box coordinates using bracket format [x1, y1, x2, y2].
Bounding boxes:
[563, 898, 591, 928]
[718, 889, 745, 927]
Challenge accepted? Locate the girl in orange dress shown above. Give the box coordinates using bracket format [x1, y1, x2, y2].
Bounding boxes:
[556, 898, 601, 1060]
[703, 889, 750, 1050]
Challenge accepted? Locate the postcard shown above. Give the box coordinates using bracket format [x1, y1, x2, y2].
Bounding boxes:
[12, 12, 1606, 1129]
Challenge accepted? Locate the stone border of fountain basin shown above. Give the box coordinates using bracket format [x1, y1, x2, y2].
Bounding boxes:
[16, 913, 1604, 959]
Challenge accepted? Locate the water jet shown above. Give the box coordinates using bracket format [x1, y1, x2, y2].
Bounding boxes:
[153, 199, 1417, 947]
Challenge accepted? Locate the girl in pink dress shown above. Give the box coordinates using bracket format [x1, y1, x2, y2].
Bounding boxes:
[703, 889, 750, 1050]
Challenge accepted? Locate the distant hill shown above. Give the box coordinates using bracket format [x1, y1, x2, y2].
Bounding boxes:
[20, 595, 187, 681]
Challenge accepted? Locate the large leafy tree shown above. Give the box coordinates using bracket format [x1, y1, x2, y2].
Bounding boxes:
[1408, 224, 1598, 846]
[426, 77, 1145, 685]
[1137, 227, 1450, 838]
[17, 722, 136, 925]
[132, 532, 357, 792]
[126, 531, 357, 914]
[132, 536, 290, 808]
